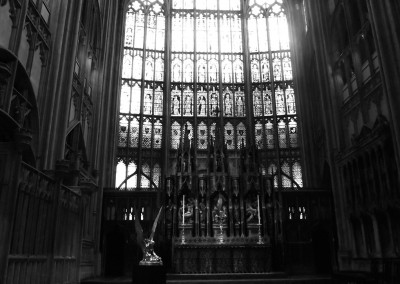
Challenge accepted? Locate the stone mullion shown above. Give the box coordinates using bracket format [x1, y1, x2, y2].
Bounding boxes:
[265, 15, 282, 187]
[217, 11, 224, 135]
[137, 8, 150, 188]
[241, 0, 255, 144]
[162, 0, 172, 190]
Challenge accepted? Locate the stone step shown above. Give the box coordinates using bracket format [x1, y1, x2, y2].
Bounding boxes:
[166, 273, 332, 284]
[81, 274, 333, 284]
[81, 277, 131, 284]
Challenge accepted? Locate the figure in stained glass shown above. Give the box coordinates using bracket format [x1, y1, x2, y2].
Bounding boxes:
[172, 95, 180, 115]
[236, 96, 244, 116]
[173, 63, 181, 81]
[145, 60, 154, 80]
[264, 90, 273, 115]
[184, 94, 193, 115]
[283, 57, 292, 80]
[154, 91, 163, 115]
[273, 58, 282, 81]
[210, 92, 219, 116]
[262, 60, 270, 82]
[224, 92, 233, 116]
[198, 63, 206, 82]
[252, 62, 260, 82]
[198, 95, 207, 116]
[144, 92, 152, 114]
[254, 91, 262, 116]
[275, 87, 285, 114]
[286, 86, 296, 114]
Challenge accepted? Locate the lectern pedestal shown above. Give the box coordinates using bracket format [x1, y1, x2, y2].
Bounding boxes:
[132, 264, 165, 284]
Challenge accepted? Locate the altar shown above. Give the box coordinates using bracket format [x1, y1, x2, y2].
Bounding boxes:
[164, 127, 278, 274]
[173, 240, 271, 273]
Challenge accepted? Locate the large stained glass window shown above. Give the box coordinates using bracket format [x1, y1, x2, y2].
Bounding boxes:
[117, 0, 303, 190]
[248, 0, 302, 188]
[116, 0, 165, 190]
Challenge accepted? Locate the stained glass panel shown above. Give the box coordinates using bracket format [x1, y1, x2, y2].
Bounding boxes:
[132, 52, 143, 79]
[156, 14, 165, 51]
[154, 87, 163, 115]
[131, 85, 141, 114]
[172, 56, 182, 82]
[141, 163, 151, 188]
[143, 89, 153, 114]
[283, 55, 292, 80]
[235, 89, 245, 117]
[208, 57, 219, 83]
[261, 56, 270, 82]
[289, 119, 298, 147]
[273, 56, 282, 81]
[146, 13, 156, 50]
[142, 118, 152, 148]
[155, 55, 164, 81]
[286, 86, 296, 114]
[209, 90, 219, 117]
[183, 15, 194, 51]
[251, 59, 260, 82]
[255, 121, 263, 149]
[183, 87, 194, 116]
[145, 54, 154, 80]
[275, 86, 285, 115]
[197, 89, 208, 116]
[233, 57, 244, 83]
[130, 117, 139, 147]
[223, 88, 233, 117]
[293, 162, 303, 187]
[225, 123, 235, 150]
[116, 161, 127, 188]
[282, 162, 291, 188]
[123, 50, 133, 78]
[197, 58, 207, 83]
[153, 164, 161, 187]
[171, 121, 181, 149]
[183, 57, 193, 82]
[263, 87, 273, 116]
[153, 119, 162, 148]
[236, 123, 246, 149]
[172, 14, 183, 51]
[171, 87, 181, 116]
[253, 88, 263, 117]
[258, 17, 269, 52]
[278, 119, 287, 148]
[198, 122, 208, 150]
[120, 83, 130, 113]
[134, 11, 145, 48]
[183, 121, 193, 141]
[119, 116, 128, 147]
[266, 120, 274, 149]
[222, 57, 233, 83]
[127, 162, 137, 189]
[118, 1, 165, 190]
